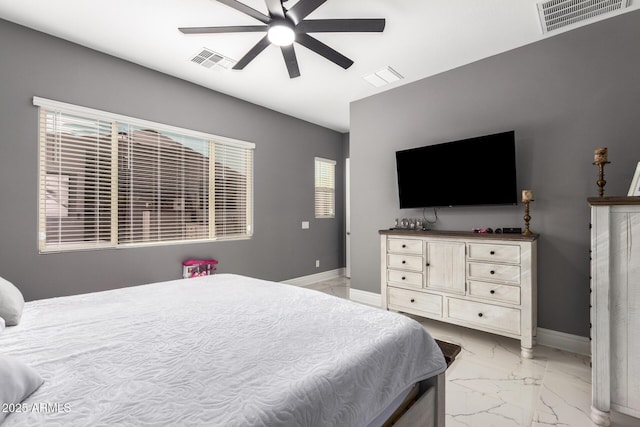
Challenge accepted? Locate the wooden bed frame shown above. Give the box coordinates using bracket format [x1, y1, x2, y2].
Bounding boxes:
[384, 340, 460, 427]
[384, 373, 446, 427]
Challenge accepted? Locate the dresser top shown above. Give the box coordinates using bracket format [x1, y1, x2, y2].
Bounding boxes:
[379, 229, 538, 241]
[588, 196, 640, 206]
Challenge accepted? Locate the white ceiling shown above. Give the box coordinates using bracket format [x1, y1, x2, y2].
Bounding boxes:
[1, 0, 638, 132]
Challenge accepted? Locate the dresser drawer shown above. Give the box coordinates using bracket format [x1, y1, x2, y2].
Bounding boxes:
[388, 287, 442, 316]
[447, 298, 521, 335]
[467, 262, 520, 284]
[387, 254, 423, 272]
[387, 270, 423, 289]
[388, 238, 423, 255]
[467, 243, 520, 264]
[468, 280, 521, 305]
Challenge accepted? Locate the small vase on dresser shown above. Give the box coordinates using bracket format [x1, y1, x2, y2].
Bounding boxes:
[589, 196, 640, 426]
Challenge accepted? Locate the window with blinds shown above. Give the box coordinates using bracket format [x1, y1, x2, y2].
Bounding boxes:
[315, 157, 336, 219]
[36, 97, 254, 253]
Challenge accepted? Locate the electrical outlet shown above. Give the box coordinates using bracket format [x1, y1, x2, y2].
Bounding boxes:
[302, 221, 309, 229]
[315, 260, 320, 268]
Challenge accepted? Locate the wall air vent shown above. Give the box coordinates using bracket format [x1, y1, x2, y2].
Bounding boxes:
[537, 0, 631, 33]
[190, 48, 236, 70]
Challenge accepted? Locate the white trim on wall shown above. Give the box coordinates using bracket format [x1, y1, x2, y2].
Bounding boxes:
[348, 290, 590, 356]
[349, 289, 382, 308]
[536, 327, 590, 356]
[349, 288, 383, 308]
[281, 268, 345, 287]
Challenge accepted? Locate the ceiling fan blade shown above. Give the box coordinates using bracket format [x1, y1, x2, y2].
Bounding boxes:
[295, 33, 353, 69]
[264, 0, 285, 19]
[233, 35, 271, 70]
[287, 0, 327, 25]
[280, 45, 300, 78]
[296, 19, 386, 33]
[216, 0, 271, 24]
[179, 25, 268, 34]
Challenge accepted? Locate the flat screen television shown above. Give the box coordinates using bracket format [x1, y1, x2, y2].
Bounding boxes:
[395, 130, 517, 208]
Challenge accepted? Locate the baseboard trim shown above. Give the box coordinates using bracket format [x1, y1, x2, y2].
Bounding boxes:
[349, 288, 382, 308]
[536, 327, 590, 356]
[281, 268, 345, 287]
[348, 290, 590, 356]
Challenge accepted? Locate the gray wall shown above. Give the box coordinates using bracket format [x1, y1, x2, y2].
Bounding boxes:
[350, 10, 640, 338]
[0, 19, 345, 301]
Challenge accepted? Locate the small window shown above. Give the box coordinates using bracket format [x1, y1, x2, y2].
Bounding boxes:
[315, 157, 335, 218]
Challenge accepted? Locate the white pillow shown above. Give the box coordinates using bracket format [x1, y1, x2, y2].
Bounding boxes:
[0, 276, 25, 326]
[0, 354, 44, 423]
[0, 316, 5, 334]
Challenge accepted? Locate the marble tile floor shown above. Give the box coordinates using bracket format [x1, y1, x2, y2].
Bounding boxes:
[306, 276, 639, 427]
[304, 276, 350, 299]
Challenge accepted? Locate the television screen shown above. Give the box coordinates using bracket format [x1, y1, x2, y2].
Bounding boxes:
[395, 131, 518, 208]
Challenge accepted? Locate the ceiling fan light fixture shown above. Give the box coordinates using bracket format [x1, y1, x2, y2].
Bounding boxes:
[267, 23, 295, 46]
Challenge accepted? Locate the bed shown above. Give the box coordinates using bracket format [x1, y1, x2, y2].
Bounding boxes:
[0, 273, 447, 426]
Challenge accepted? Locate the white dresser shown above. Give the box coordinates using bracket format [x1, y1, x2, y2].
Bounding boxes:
[589, 197, 640, 426]
[380, 230, 537, 358]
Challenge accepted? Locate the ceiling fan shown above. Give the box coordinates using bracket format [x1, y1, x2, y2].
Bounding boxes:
[179, 0, 386, 78]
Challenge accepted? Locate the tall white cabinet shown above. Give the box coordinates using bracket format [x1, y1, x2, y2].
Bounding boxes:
[589, 197, 640, 426]
[380, 230, 537, 358]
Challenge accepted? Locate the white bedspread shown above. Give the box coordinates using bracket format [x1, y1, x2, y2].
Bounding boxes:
[0, 274, 446, 426]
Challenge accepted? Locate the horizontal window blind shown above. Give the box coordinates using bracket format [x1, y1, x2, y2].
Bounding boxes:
[116, 125, 212, 245]
[315, 157, 336, 219]
[39, 111, 114, 251]
[36, 97, 254, 253]
[214, 141, 253, 238]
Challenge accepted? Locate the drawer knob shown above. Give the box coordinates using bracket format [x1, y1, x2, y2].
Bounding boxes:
[402, 244, 407, 248]
[410, 298, 415, 303]
[402, 276, 406, 280]
[478, 313, 483, 317]
[402, 260, 406, 264]
[490, 251, 495, 255]
[490, 270, 495, 275]
[426, 263, 430, 267]
[490, 290, 496, 294]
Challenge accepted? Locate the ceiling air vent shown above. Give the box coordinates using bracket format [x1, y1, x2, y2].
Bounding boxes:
[537, 0, 631, 33]
[363, 66, 404, 88]
[190, 48, 235, 70]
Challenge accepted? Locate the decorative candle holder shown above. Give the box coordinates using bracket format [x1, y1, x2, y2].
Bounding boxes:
[521, 189, 534, 236]
[522, 200, 534, 236]
[593, 147, 610, 197]
[593, 161, 610, 197]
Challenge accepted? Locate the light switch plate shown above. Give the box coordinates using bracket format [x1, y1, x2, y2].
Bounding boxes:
[302, 221, 309, 229]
